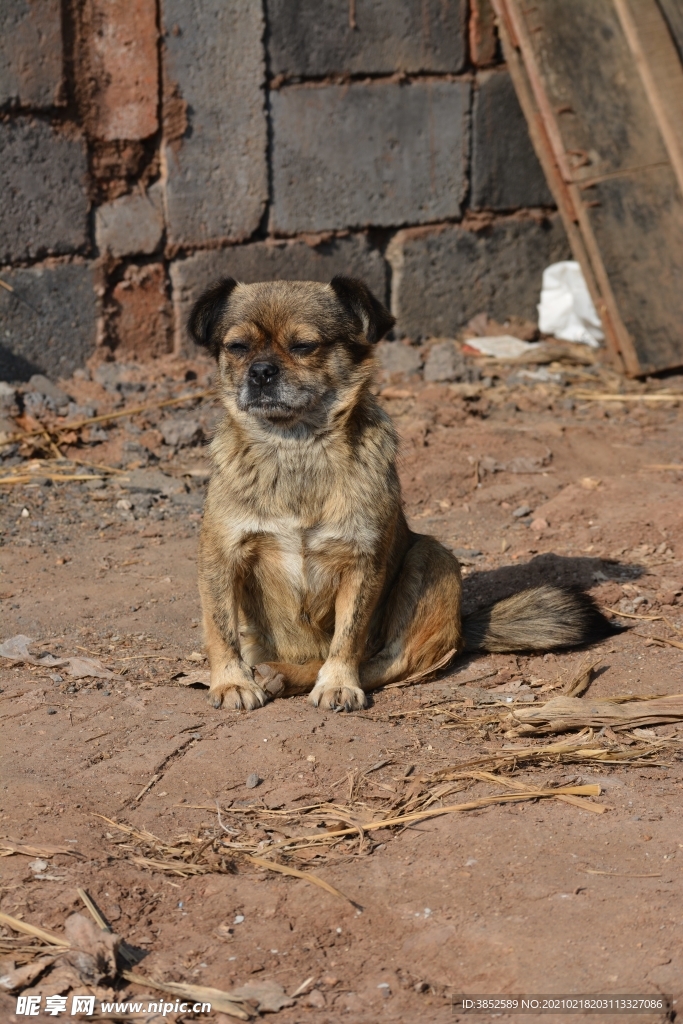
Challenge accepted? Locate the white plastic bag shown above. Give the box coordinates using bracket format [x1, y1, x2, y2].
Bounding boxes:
[537, 261, 604, 347]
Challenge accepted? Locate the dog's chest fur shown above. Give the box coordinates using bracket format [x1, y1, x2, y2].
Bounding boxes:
[204, 410, 399, 648]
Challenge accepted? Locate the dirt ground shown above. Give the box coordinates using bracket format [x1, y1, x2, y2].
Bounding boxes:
[1, 348, 682, 1023]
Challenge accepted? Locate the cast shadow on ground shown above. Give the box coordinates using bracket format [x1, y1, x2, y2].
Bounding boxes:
[0, 342, 41, 382]
[461, 552, 642, 616]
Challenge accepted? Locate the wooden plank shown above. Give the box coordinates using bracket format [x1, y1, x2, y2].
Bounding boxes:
[615, 0, 683, 197]
[491, 3, 625, 372]
[492, 0, 683, 375]
[657, 0, 683, 63]
[492, 0, 635, 371]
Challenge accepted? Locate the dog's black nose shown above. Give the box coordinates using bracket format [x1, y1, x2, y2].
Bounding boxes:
[248, 362, 280, 387]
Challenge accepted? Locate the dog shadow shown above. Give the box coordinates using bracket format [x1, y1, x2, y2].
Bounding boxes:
[461, 552, 642, 616]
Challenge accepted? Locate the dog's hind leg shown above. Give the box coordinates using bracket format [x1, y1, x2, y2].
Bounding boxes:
[253, 659, 324, 697]
[360, 535, 464, 689]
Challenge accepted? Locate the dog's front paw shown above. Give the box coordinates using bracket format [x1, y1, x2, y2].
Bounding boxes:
[308, 661, 366, 712]
[208, 661, 268, 711]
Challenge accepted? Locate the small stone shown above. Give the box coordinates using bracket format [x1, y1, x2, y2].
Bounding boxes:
[530, 517, 548, 531]
[512, 505, 532, 518]
[47, 708, 57, 715]
[234, 914, 245, 924]
[20, 507, 29, 518]
[116, 499, 133, 511]
[305, 990, 326, 1009]
[246, 773, 261, 789]
[414, 981, 429, 993]
[160, 417, 203, 448]
[87, 426, 109, 443]
[376, 341, 423, 378]
[27, 374, 70, 407]
[93, 363, 124, 389]
[423, 340, 466, 382]
[0, 382, 17, 415]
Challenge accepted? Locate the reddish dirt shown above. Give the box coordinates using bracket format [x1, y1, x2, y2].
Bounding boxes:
[1, 353, 682, 1023]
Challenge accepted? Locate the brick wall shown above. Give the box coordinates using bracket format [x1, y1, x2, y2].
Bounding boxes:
[0, 0, 570, 381]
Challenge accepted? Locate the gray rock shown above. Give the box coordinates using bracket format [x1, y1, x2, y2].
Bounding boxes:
[119, 469, 185, 497]
[161, 0, 268, 246]
[245, 772, 261, 789]
[27, 374, 70, 407]
[160, 417, 203, 448]
[86, 427, 108, 443]
[0, 382, 18, 416]
[0, 0, 63, 107]
[170, 234, 387, 353]
[512, 505, 532, 518]
[270, 80, 470, 234]
[67, 402, 97, 419]
[0, 263, 97, 382]
[0, 119, 88, 263]
[266, 0, 467, 76]
[93, 364, 126, 391]
[170, 491, 204, 510]
[231, 980, 293, 1013]
[423, 341, 467, 382]
[387, 215, 571, 338]
[471, 71, 553, 210]
[376, 341, 423, 377]
[95, 184, 164, 257]
[22, 391, 53, 418]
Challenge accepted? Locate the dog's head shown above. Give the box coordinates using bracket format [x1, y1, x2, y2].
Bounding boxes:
[188, 277, 395, 427]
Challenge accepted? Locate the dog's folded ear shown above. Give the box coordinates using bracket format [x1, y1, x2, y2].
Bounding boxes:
[187, 277, 238, 356]
[330, 276, 396, 343]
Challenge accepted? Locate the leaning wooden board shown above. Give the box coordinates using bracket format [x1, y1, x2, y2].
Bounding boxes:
[492, 0, 683, 375]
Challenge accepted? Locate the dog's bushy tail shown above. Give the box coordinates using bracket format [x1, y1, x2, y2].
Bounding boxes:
[462, 585, 617, 653]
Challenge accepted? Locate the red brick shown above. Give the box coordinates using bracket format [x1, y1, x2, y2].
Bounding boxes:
[112, 265, 172, 359]
[88, 0, 158, 141]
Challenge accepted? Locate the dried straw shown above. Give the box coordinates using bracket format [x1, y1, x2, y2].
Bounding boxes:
[2, 390, 213, 447]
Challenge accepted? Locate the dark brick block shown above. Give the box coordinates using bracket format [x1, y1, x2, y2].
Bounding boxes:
[161, 0, 268, 247]
[0, 119, 89, 263]
[387, 215, 571, 337]
[0, 0, 63, 108]
[170, 234, 387, 351]
[266, 0, 467, 76]
[0, 264, 98, 382]
[271, 81, 470, 234]
[471, 71, 553, 210]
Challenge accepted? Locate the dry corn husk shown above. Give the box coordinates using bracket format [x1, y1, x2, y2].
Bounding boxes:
[505, 693, 683, 737]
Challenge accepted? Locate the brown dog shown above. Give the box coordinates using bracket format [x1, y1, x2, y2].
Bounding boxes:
[189, 276, 612, 712]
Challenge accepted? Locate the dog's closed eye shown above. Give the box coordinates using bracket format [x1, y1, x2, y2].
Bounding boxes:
[226, 340, 250, 354]
[290, 341, 319, 355]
